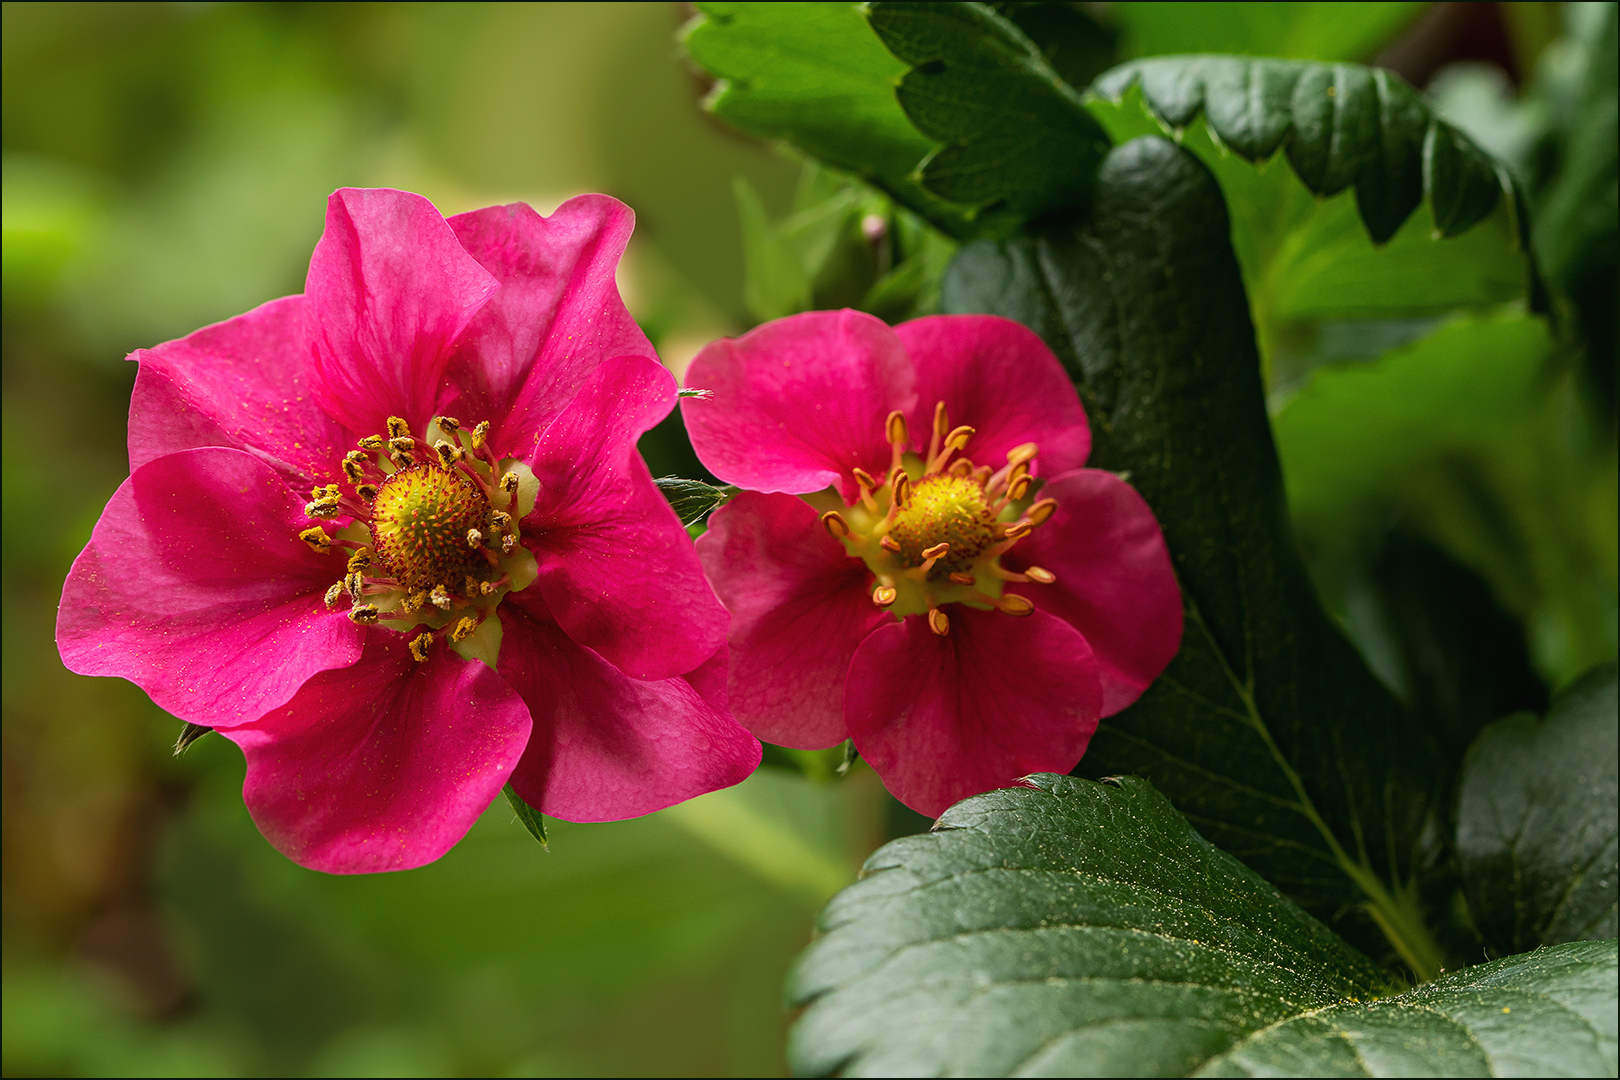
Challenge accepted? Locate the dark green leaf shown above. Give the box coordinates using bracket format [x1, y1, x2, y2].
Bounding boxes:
[654, 476, 736, 527]
[788, 773, 1619, 1076]
[173, 721, 213, 755]
[1092, 56, 1524, 245]
[1457, 662, 1619, 955]
[684, 2, 978, 237]
[987, 1, 1117, 92]
[502, 782, 547, 848]
[868, 2, 1111, 224]
[1115, 1, 1423, 63]
[941, 136, 1442, 970]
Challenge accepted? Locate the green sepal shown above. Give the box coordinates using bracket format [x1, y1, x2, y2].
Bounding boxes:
[503, 783, 547, 849]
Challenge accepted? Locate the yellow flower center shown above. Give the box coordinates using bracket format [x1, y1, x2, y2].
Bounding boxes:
[809, 402, 1060, 636]
[369, 464, 489, 590]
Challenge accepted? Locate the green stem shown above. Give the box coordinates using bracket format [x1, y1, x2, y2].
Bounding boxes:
[1343, 862, 1445, 985]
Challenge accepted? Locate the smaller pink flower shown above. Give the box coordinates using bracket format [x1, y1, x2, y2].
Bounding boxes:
[683, 310, 1182, 815]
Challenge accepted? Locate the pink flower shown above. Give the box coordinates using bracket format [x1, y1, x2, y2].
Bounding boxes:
[682, 310, 1181, 815]
[58, 188, 760, 872]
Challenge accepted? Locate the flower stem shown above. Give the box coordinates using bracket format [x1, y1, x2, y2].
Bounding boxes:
[1342, 860, 1445, 984]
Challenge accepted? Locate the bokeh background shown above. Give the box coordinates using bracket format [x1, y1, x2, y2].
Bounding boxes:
[3, 3, 1614, 1076]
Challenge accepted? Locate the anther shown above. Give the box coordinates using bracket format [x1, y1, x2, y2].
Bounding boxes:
[346, 548, 373, 572]
[872, 584, 897, 607]
[342, 453, 367, 483]
[471, 421, 490, 451]
[357, 435, 385, 452]
[430, 585, 453, 610]
[822, 511, 851, 539]
[357, 483, 378, 502]
[408, 632, 434, 662]
[998, 594, 1035, 616]
[1001, 520, 1033, 542]
[499, 472, 520, 494]
[305, 500, 340, 518]
[299, 526, 332, 553]
[344, 571, 366, 602]
[891, 471, 911, 508]
[349, 604, 380, 625]
[450, 616, 479, 643]
[438, 416, 461, 434]
[948, 571, 976, 585]
[880, 534, 902, 553]
[921, 542, 950, 560]
[391, 451, 416, 468]
[324, 582, 345, 609]
[949, 459, 974, 478]
[435, 440, 463, 467]
[501, 534, 517, 554]
[490, 511, 511, 531]
[933, 401, 949, 441]
[1007, 474, 1033, 501]
[386, 416, 411, 439]
[389, 436, 415, 456]
[885, 411, 909, 447]
[1025, 566, 1056, 584]
[467, 528, 484, 549]
[1006, 442, 1039, 468]
[942, 425, 975, 454]
[928, 608, 950, 636]
[1027, 498, 1057, 526]
[401, 590, 428, 614]
[852, 466, 877, 492]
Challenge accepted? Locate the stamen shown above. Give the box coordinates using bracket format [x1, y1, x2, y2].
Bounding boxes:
[346, 548, 373, 572]
[408, 632, 434, 662]
[356, 484, 378, 502]
[1027, 498, 1057, 526]
[429, 585, 453, 611]
[891, 470, 911, 510]
[324, 582, 345, 609]
[438, 416, 461, 434]
[927, 608, 950, 636]
[342, 452, 368, 483]
[880, 534, 902, 553]
[435, 440, 463, 467]
[490, 511, 511, 531]
[1006, 442, 1038, 468]
[499, 472, 520, 495]
[1006, 474, 1033, 502]
[388, 436, 415, 456]
[501, 534, 517, 554]
[822, 511, 851, 540]
[918, 541, 949, 575]
[852, 466, 877, 492]
[885, 410, 909, 448]
[471, 421, 490, 451]
[948, 571, 975, 585]
[450, 616, 479, 642]
[466, 528, 484, 549]
[928, 401, 949, 461]
[949, 459, 974, 478]
[1025, 566, 1056, 584]
[344, 571, 366, 602]
[299, 527, 332, 553]
[387, 417, 412, 439]
[358, 435, 386, 452]
[349, 604, 380, 625]
[872, 584, 897, 607]
[400, 590, 428, 614]
[1000, 520, 1033, 542]
[998, 594, 1035, 616]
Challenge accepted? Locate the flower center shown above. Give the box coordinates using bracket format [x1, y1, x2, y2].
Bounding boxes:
[811, 402, 1059, 636]
[297, 415, 539, 665]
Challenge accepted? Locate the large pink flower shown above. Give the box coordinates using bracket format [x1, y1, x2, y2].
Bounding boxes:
[683, 310, 1181, 815]
[58, 188, 760, 872]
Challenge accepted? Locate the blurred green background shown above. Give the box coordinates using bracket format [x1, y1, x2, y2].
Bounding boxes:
[3, 2, 1614, 1076]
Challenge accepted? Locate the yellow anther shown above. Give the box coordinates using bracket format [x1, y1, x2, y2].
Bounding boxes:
[408, 632, 433, 662]
[1006, 442, 1039, 468]
[933, 401, 949, 441]
[346, 548, 373, 573]
[892, 471, 911, 509]
[852, 466, 877, 492]
[438, 416, 461, 434]
[942, 425, 975, 453]
[880, 534, 902, 553]
[358, 435, 385, 452]
[391, 450, 416, 469]
[435, 440, 463, 467]
[1027, 498, 1057, 526]
[490, 511, 512, 530]
[480, 579, 499, 595]
[872, 584, 897, 607]
[387, 416, 411, 438]
[1001, 520, 1033, 542]
[342, 457, 365, 483]
[401, 589, 428, 614]
[471, 421, 490, 451]
[1025, 566, 1056, 584]
[928, 608, 950, 636]
[948, 571, 976, 585]
[949, 459, 974, 478]
[357, 483, 378, 502]
[389, 436, 415, 455]
[1007, 474, 1033, 501]
[998, 594, 1035, 616]
[921, 541, 950, 560]
[886, 410, 909, 447]
[429, 585, 453, 611]
[822, 511, 851, 539]
[349, 604, 380, 625]
[499, 471, 519, 494]
[344, 571, 365, 602]
[466, 528, 484, 549]
[299, 526, 332, 553]
[305, 500, 340, 518]
[450, 616, 479, 643]
[501, 534, 517, 554]
[324, 582, 345, 609]
[1007, 461, 1029, 487]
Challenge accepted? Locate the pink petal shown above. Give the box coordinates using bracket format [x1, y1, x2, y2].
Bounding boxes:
[1004, 469, 1183, 716]
[304, 188, 499, 437]
[846, 607, 1103, 816]
[57, 448, 364, 727]
[223, 630, 532, 873]
[521, 355, 727, 681]
[128, 294, 354, 488]
[682, 309, 917, 502]
[894, 315, 1091, 476]
[498, 603, 760, 822]
[443, 196, 656, 458]
[697, 491, 889, 749]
